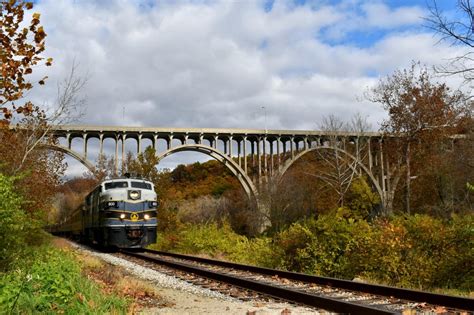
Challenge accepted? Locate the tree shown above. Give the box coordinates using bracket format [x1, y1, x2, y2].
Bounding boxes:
[1, 0, 52, 126]
[1, 1, 85, 218]
[126, 146, 161, 182]
[2, 1, 86, 172]
[425, 0, 474, 86]
[368, 63, 470, 214]
[305, 114, 371, 208]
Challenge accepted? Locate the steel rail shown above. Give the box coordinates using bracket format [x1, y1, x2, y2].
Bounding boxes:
[143, 249, 474, 312]
[122, 250, 394, 314]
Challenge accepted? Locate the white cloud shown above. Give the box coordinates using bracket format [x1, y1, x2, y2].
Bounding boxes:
[24, 0, 469, 175]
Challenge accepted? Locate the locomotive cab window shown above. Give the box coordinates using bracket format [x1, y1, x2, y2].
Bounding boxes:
[104, 181, 128, 190]
[131, 181, 152, 190]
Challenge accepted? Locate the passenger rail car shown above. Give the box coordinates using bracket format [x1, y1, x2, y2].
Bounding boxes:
[52, 177, 158, 248]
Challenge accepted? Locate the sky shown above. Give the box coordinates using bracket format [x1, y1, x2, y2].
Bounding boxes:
[24, 0, 470, 175]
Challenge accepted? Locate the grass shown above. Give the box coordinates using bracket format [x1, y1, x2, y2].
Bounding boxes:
[0, 242, 128, 314]
[0, 237, 170, 314]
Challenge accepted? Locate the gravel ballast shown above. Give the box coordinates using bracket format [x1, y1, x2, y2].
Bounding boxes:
[70, 242, 322, 314]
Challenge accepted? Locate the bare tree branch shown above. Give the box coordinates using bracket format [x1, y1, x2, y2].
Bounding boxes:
[14, 62, 87, 172]
[425, 0, 474, 86]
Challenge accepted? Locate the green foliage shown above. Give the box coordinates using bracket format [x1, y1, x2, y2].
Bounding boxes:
[151, 222, 276, 267]
[155, 212, 473, 293]
[273, 214, 370, 278]
[126, 146, 160, 183]
[211, 178, 233, 197]
[166, 161, 240, 200]
[346, 214, 473, 291]
[0, 246, 127, 314]
[0, 173, 45, 271]
[346, 176, 380, 218]
[467, 182, 474, 192]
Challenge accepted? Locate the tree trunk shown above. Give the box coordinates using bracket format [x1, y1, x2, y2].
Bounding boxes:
[406, 141, 411, 214]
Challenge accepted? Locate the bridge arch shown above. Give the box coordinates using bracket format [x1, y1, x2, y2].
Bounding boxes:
[157, 144, 259, 203]
[40, 144, 95, 173]
[277, 146, 384, 204]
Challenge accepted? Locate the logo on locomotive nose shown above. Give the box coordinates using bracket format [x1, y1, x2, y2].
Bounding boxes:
[130, 213, 139, 221]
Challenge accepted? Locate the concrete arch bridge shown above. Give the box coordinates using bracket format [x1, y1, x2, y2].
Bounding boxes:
[48, 125, 398, 215]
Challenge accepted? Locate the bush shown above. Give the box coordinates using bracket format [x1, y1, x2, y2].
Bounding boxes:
[152, 222, 276, 267]
[346, 214, 474, 291]
[0, 174, 45, 271]
[0, 245, 127, 314]
[273, 214, 370, 278]
[152, 211, 473, 293]
[434, 214, 473, 291]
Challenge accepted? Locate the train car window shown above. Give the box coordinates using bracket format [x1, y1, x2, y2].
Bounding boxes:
[104, 181, 128, 190]
[131, 181, 152, 190]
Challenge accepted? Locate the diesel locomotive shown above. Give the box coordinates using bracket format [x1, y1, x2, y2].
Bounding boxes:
[51, 176, 158, 248]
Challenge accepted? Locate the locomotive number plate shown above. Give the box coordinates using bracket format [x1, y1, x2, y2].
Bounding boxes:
[130, 213, 139, 221]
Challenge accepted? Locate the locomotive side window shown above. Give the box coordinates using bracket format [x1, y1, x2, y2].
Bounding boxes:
[131, 181, 152, 190]
[104, 181, 128, 190]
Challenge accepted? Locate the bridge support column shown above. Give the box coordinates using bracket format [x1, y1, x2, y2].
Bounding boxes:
[83, 134, 88, 158]
[251, 140, 255, 169]
[263, 136, 267, 177]
[229, 136, 233, 157]
[223, 137, 227, 155]
[276, 137, 281, 170]
[99, 134, 104, 157]
[153, 135, 158, 151]
[237, 139, 241, 166]
[269, 139, 274, 176]
[137, 134, 142, 154]
[66, 133, 71, 150]
[257, 137, 262, 182]
[167, 135, 172, 150]
[115, 135, 119, 174]
[243, 137, 247, 173]
[121, 134, 127, 171]
[290, 137, 294, 159]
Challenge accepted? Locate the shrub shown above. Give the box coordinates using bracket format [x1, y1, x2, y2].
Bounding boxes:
[152, 222, 276, 267]
[347, 214, 474, 291]
[0, 246, 127, 314]
[153, 211, 473, 293]
[434, 214, 473, 291]
[273, 214, 371, 278]
[0, 174, 44, 271]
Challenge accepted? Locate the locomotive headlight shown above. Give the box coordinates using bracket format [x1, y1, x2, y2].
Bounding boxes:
[129, 190, 140, 200]
[149, 201, 158, 207]
[120, 213, 126, 220]
[144, 214, 150, 220]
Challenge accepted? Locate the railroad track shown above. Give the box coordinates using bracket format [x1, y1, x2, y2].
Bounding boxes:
[120, 249, 473, 314]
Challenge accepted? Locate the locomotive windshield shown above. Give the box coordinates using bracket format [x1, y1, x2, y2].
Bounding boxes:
[104, 181, 128, 190]
[131, 181, 152, 190]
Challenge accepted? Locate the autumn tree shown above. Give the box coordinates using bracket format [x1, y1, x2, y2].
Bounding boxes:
[2, 1, 85, 171]
[368, 63, 470, 214]
[1, 1, 85, 218]
[1, 0, 51, 125]
[126, 146, 161, 183]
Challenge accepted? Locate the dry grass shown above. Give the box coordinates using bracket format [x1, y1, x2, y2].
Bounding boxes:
[52, 237, 173, 312]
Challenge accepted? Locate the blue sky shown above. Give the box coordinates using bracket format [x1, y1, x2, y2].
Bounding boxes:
[27, 0, 470, 174]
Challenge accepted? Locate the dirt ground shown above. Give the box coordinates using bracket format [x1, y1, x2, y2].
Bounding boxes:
[141, 287, 321, 315]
